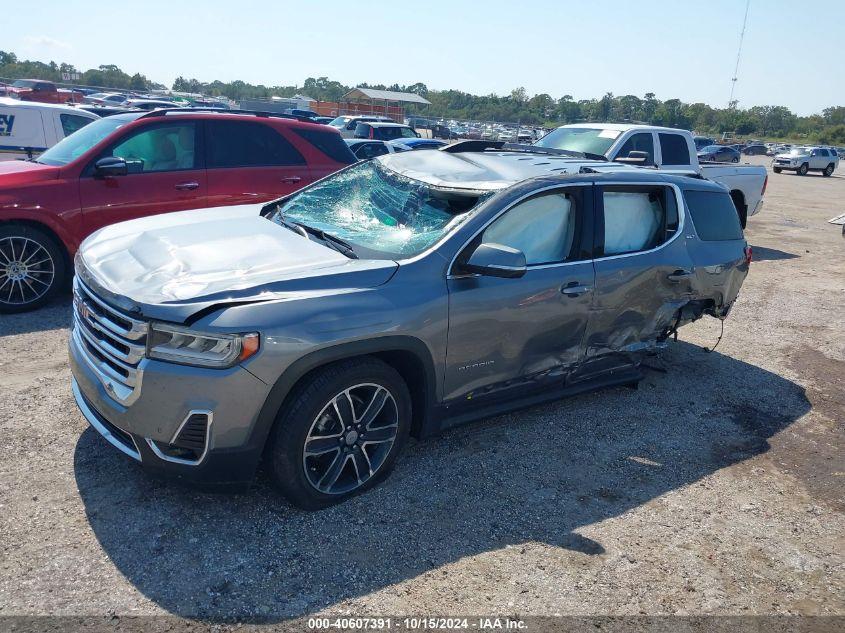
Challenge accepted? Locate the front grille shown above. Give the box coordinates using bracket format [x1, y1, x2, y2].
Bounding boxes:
[73, 278, 148, 404]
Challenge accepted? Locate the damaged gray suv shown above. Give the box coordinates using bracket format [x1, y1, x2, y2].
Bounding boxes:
[70, 143, 751, 508]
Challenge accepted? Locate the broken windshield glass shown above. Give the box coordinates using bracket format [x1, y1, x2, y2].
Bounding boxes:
[270, 160, 490, 259]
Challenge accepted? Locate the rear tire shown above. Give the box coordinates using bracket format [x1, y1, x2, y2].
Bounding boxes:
[798, 163, 809, 176]
[823, 163, 835, 177]
[266, 357, 411, 509]
[0, 224, 66, 314]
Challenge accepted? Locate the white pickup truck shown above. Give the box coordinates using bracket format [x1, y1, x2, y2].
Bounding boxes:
[535, 123, 767, 226]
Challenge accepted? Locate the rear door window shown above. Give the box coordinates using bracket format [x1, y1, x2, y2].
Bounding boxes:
[292, 127, 356, 164]
[598, 186, 679, 256]
[659, 133, 691, 166]
[206, 120, 305, 168]
[683, 190, 744, 240]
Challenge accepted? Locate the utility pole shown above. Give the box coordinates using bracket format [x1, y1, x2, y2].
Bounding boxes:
[728, 0, 751, 109]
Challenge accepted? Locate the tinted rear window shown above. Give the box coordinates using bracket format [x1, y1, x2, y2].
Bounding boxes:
[293, 127, 356, 165]
[659, 133, 691, 165]
[684, 190, 744, 241]
[206, 120, 305, 168]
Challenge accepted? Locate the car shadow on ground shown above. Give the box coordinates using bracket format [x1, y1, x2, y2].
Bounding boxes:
[73, 340, 809, 620]
[749, 245, 800, 262]
[0, 292, 71, 337]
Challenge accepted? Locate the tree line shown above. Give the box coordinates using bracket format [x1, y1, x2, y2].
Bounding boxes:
[2, 51, 843, 144]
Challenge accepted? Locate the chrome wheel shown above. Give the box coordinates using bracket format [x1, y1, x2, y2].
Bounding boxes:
[303, 383, 399, 495]
[0, 236, 55, 307]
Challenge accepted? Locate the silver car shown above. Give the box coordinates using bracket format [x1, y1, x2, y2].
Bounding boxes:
[70, 146, 751, 508]
[772, 146, 839, 176]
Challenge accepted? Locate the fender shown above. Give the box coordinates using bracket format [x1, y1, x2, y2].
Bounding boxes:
[248, 335, 439, 457]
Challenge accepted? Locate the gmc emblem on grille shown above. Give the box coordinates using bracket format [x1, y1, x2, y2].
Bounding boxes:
[74, 298, 91, 322]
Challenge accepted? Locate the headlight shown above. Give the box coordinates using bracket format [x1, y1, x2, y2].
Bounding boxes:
[147, 323, 259, 368]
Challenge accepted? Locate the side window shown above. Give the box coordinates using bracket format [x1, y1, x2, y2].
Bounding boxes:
[365, 143, 389, 158]
[819, 149, 829, 157]
[683, 190, 743, 240]
[659, 133, 691, 165]
[601, 186, 678, 256]
[107, 123, 197, 173]
[206, 121, 305, 168]
[616, 133, 654, 165]
[292, 127, 356, 164]
[481, 192, 577, 265]
[60, 114, 93, 137]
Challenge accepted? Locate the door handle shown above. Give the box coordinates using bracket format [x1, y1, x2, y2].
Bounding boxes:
[560, 282, 593, 297]
[667, 269, 693, 283]
[174, 181, 199, 191]
[281, 176, 302, 184]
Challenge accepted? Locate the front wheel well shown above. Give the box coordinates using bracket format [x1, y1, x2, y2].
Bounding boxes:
[260, 345, 436, 462]
[0, 219, 72, 276]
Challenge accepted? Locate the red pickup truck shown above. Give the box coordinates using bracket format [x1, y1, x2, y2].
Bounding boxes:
[0, 109, 356, 312]
[7, 79, 84, 104]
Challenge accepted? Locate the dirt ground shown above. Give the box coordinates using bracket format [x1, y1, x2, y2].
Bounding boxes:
[0, 155, 843, 624]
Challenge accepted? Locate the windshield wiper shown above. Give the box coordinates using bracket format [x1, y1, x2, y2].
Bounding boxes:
[277, 217, 358, 259]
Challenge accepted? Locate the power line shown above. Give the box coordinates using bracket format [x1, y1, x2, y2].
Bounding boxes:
[728, 0, 751, 109]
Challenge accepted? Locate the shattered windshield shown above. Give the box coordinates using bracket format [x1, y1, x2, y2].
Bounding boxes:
[269, 160, 489, 259]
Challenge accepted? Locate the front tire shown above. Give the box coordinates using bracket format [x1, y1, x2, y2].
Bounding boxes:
[266, 358, 411, 509]
[731, 156, 739, 163]
[0, 224, 66, 313]
[773, 167, 782, 173]
[823, 163, 835, 177]
[798, 163, 809, 176]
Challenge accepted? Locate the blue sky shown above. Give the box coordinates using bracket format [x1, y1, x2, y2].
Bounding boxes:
[13, 0, 845, 115]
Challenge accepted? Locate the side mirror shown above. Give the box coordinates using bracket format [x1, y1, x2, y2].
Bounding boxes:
[94, 156, 127, 178]
[615, 150, 649, 164]
[459, 242, 527, 279]
[415, 131, 421, 138]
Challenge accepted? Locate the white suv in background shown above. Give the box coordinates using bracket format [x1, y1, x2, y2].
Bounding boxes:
[772, 146, 839, 176]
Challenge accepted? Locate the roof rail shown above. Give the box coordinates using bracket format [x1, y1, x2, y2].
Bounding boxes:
[138, 108, 316, 123]
[442, 140, 606, 161]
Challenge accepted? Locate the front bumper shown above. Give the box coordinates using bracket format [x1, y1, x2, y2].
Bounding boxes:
[69, 321, 273, 487]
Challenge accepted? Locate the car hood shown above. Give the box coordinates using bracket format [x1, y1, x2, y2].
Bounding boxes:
[775, 153, 802, 159]
[76, 204, 399, 322]
[0, 160, 60, 184]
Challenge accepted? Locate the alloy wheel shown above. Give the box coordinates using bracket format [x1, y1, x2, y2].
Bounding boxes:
[0, 237, 55, 307]
[302, 383, 399, 495]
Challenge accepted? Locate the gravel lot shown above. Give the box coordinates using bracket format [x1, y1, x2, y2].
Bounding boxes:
[0, 155, 843, 623]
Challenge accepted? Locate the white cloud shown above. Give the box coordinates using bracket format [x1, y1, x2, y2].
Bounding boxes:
[21, 35, 71, 50]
